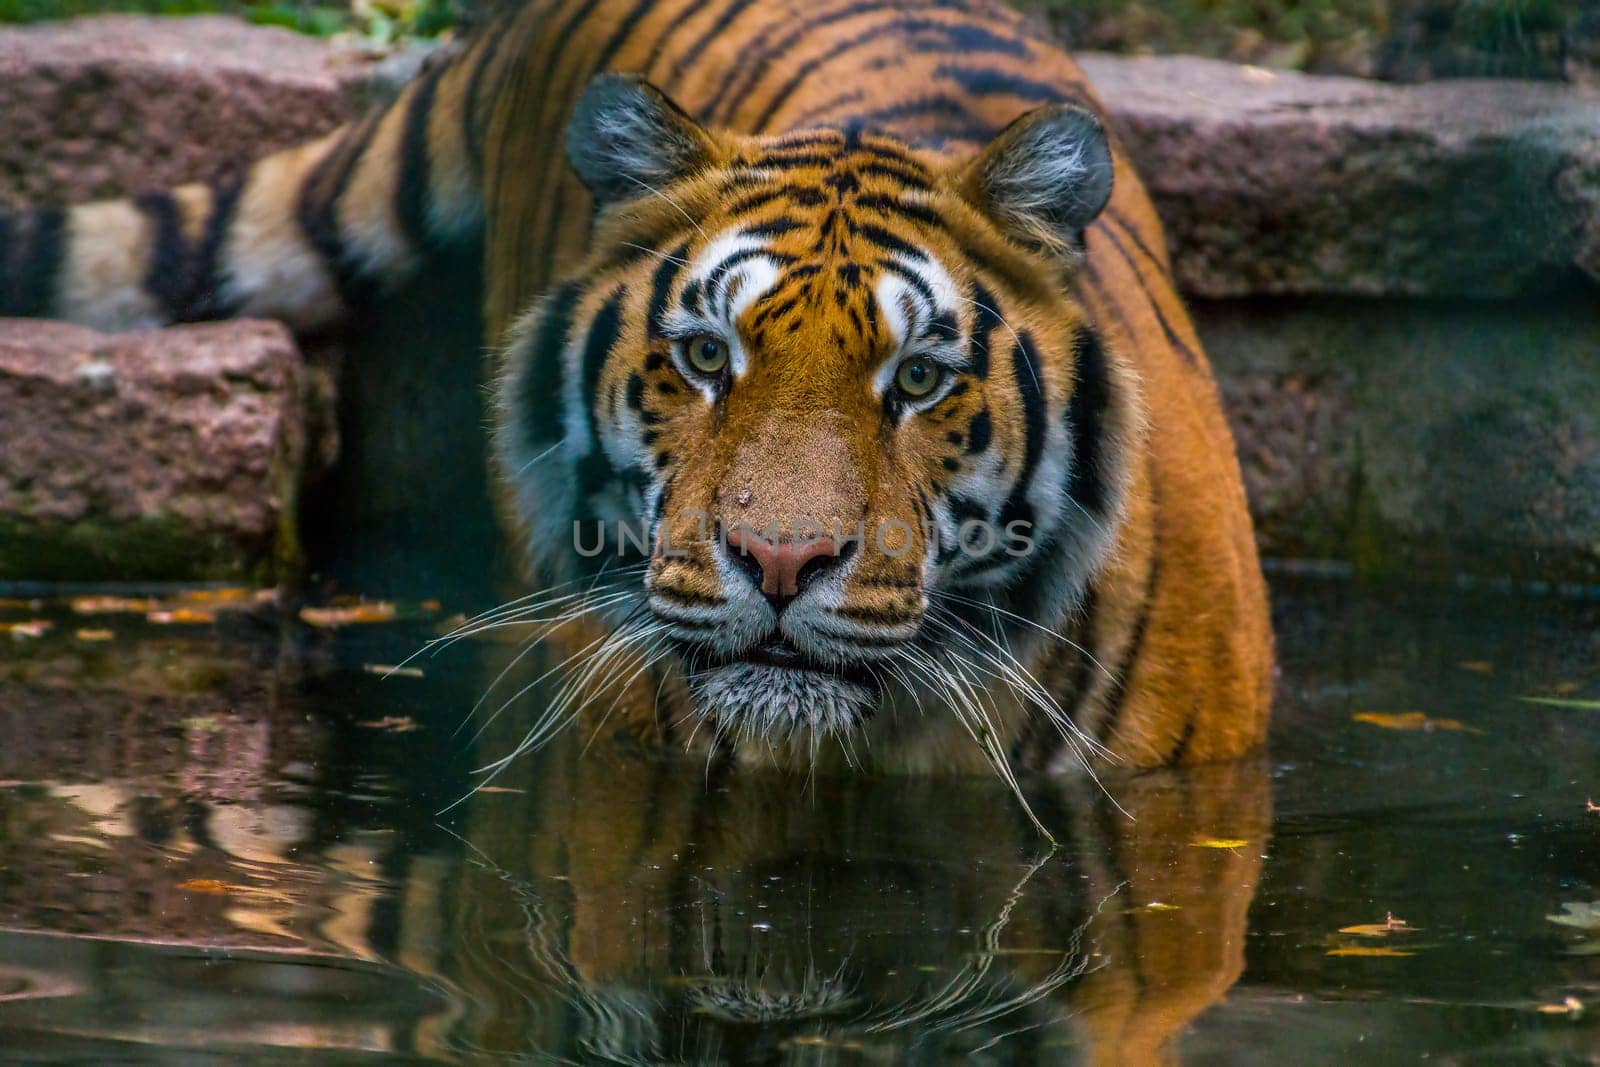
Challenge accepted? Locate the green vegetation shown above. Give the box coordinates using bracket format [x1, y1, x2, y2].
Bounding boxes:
[0, 0, 457, 41]
[1017, 0, 1584, 80]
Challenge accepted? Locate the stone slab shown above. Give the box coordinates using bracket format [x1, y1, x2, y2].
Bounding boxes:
[0, 318, 305, 582]
[1080, 53, 1600, 299]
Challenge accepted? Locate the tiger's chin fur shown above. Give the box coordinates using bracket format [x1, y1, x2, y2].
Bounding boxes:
[686, 660, 881, 746]
[2, 0, 1275, 776]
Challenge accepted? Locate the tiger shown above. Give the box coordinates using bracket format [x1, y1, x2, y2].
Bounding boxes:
[0, 0, 1273, 782]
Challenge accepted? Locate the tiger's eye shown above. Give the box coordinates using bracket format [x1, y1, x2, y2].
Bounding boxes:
[895, 356, 942, 398]
[685, 334, 730, 375]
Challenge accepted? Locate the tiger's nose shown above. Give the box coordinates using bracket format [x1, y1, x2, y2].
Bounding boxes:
[726, 525, 844, 605]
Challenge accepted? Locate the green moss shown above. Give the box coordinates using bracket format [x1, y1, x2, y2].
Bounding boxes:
[0, 515, 275, 584]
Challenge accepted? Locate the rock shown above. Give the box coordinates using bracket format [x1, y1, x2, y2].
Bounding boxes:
[0, 319, 305, 582]
[0, 15, 371, 209]
[1080, 53, 1600, 298]
[1201, 293, 1600, 581]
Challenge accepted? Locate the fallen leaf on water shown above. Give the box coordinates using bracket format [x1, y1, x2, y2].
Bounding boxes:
[475, 785, 525, 794]
[1190, 837, 1249, 850]
[1536, 996, 1584, 1016]
[147, 608, 216, 625]
[1457, 661, 1494, 674]
[363, 663, 424, 679]
[1353, 711, 1481, 733]
[358, 716, 420, 733]
[300, 602, 397, 627]
[1137, 902, 1181, 912]
[71, 596, 160, 615]
[2, 620, 52, 638]
[173, 587, 255, 606]
[1326, 946, 1415, 958]
[1339, 913, 1415, 937]
[178, 879, 233, 895]
[74, 628, 114, 642]
[421, 599, 442, 612]
[1518, 696, 1600, 711]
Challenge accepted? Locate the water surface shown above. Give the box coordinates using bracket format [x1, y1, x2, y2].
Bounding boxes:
[1, 576, 1596, 1062]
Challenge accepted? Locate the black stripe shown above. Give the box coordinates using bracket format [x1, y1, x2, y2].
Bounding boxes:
[965, 281, 1000, 379]
[1092, 219, 1200, 367]
[396, 65, 445, 251]
[1105, 207, 1171, 277]
[296, 110, 384, 303]
[998, 330, 1046, 530]
[726, 186, 788, 215]
[581, 288, 626, 458]
[911, 19, 1030, 59]
[875, 257, 938, 312]
[932, 62, 1091, 107]
[1064, 325, 1111, 514]
[854, 193, 942, 228]
[643, 0, 725, 78]
[668, 0, 760, 82]
[1095, 544, 1159, 745]
[854, 221, 922, 260]
[134, 192, 186, 320]
[749, 16, 910, 132]
[723, 3, 981, 128]
[521, 282, 583, 449]
[848, 96, 1000, 146]
[10, 209, 66, 318]
[647, 241, 689, 339]
[190, 178, 244, 321]
[775, 33, 1060, 139]
[461, 35, 501, 184]
[742, 217, 805, 238]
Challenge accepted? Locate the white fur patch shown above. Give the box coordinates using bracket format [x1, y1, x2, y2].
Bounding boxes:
[59, 201, 164, 331]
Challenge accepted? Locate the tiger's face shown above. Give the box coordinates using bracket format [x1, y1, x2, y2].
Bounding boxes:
[496, 76, 1139, 753]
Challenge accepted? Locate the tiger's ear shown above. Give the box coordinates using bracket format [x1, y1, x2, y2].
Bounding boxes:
[957, 103, 1113, 257]
[566, 74, 719, 207]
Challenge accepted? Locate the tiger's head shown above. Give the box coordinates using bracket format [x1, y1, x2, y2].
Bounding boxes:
[494, 75, 1141, 754]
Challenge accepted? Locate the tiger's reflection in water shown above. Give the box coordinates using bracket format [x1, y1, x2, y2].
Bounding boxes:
[435, 704, 1270, 1065]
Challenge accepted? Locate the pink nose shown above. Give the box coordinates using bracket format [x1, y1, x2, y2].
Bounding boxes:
[726, 525, 840, 598]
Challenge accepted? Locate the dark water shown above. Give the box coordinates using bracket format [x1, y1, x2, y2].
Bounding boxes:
[0, 575, 1596, 1064]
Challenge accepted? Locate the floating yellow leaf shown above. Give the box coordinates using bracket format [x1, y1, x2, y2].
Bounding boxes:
[1457, 661, 1494, 675]
[71, 596, 160, 614]
[147, 608, 216, 625]
[1326, 947, 1415, 958]
[358, 715, 420, 733]
[1536, 996, 1584, 1016]
[1, 620, 52, 638]
[173, 587, 255, 605]
[1339, 913, 1415, 937]
[1353, 711, 1480, 733]
[421, 599, 442, 612]
[1138, 902, 1181, 912]
[74, 628, 114, 642]
[363, 663, 424, 679]
[300, 601, 397, 627]
[1190, 838, 1249, 849]
[177, 879, 233, 895]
